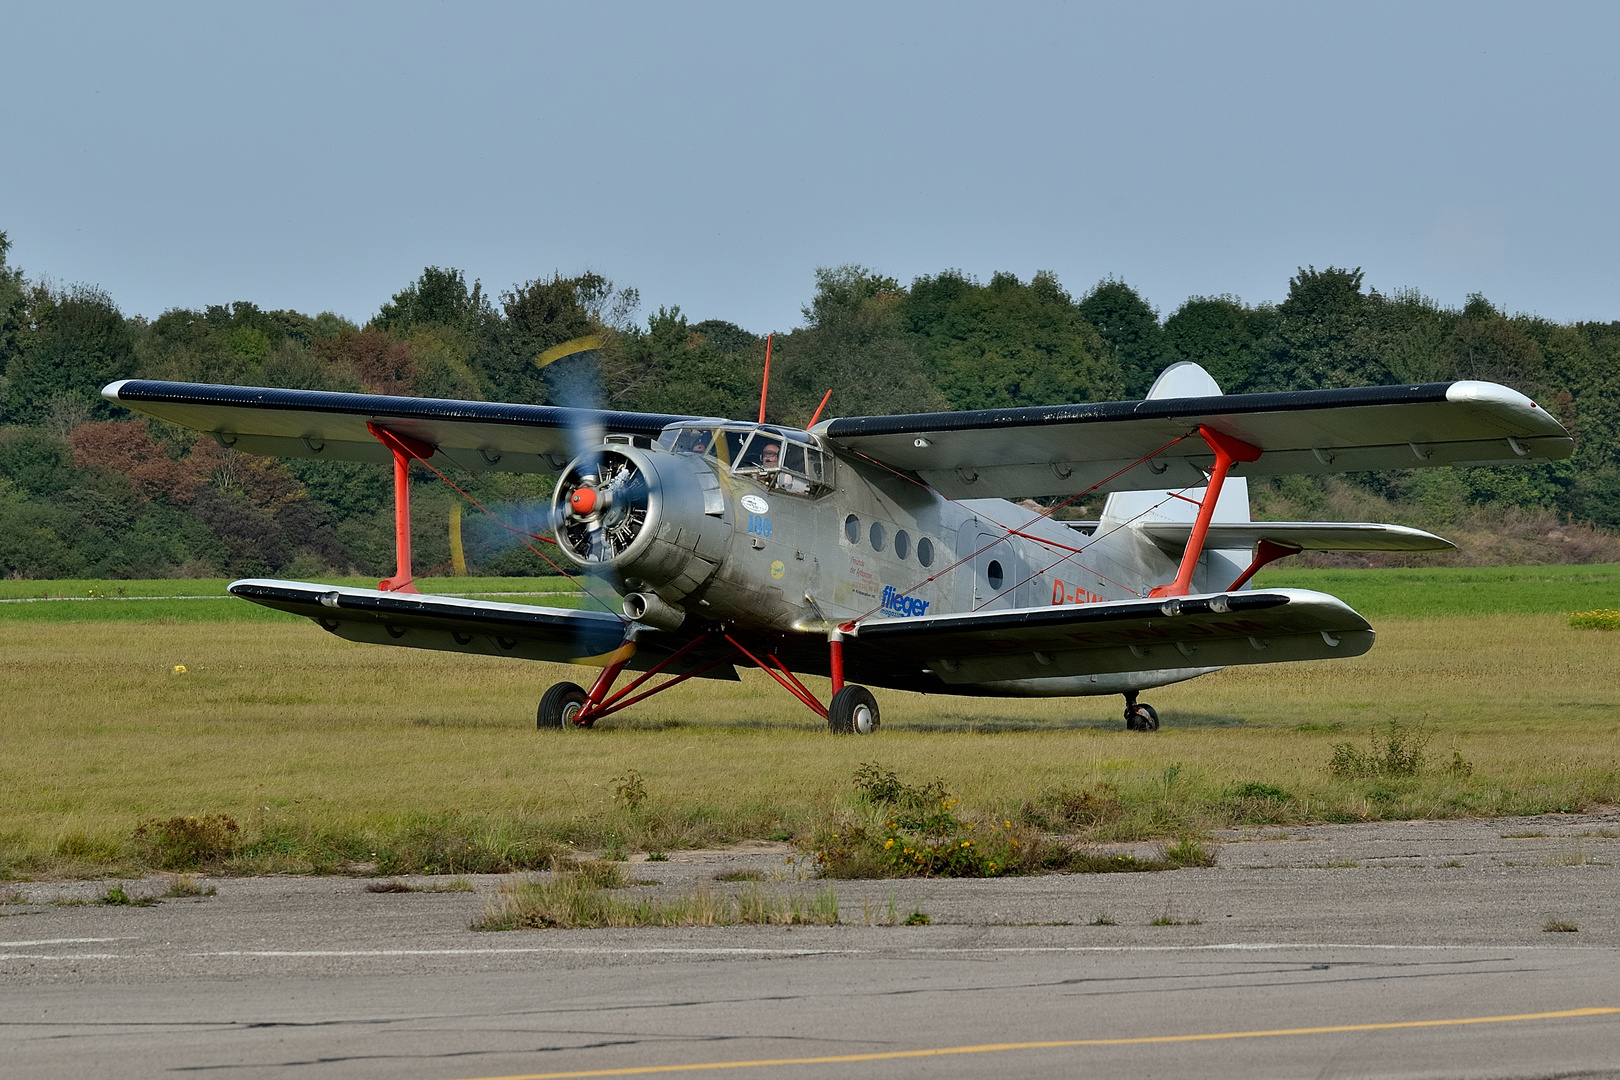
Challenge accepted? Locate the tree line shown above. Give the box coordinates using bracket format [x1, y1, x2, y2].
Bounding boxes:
[1, 227, 1616, 580]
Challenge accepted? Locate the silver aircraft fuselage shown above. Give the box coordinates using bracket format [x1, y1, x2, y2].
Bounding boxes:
[560, 421, 1231, 697]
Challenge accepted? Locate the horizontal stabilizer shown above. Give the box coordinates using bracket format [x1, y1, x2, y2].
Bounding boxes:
[228, 579, 738, 679]
[851, 588, 1372, 685]
[1136, 521, 1454, 556]
[103, 381, 701, 473]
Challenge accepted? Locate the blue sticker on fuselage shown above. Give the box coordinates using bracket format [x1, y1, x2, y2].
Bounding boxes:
[880, 585, 930, 617]
[747, 514, 771, 536]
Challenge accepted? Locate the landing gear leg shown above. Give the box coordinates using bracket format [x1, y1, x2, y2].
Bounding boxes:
[1123, 691, 1159, 732]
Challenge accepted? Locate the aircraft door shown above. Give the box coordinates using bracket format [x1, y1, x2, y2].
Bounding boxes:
[960, 531, 1022, 612]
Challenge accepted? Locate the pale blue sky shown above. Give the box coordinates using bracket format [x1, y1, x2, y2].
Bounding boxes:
[3, 1, 1616, 330]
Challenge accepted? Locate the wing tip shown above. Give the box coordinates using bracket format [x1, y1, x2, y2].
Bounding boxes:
[1445, 380, 1536, 410]
[101, 379, 132, 402]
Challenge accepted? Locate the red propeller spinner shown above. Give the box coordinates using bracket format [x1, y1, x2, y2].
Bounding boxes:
[569, 485, 599, 516]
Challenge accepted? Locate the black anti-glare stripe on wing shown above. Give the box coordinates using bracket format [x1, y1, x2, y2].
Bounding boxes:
[823, 384, 1457, 439]
[853, 591, 1291, 640]
[110, 380, 698, 440]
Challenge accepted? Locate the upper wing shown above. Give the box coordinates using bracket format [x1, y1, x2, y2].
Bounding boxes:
[817, 381, 1572, 499]
[230, 579, 739, 678]
[849, 588, 1372, 685]
[103, 380, 703, 472]
[1136, 521, 1455, 555]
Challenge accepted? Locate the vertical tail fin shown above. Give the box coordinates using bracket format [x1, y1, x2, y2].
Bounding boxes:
[1101, 363, 1252, 591]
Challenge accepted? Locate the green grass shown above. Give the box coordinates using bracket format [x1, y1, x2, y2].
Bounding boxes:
[1, 566, 1618, 879]
[1253, 563, 1620, 619]
[0, 576, 601, 622]
[2, 564, 1612, 623]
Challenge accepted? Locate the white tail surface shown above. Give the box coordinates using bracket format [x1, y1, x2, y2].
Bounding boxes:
[1100, 363, 1253, 591]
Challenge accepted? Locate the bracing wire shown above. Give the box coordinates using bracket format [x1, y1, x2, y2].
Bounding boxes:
[842, 433, 1193, 628]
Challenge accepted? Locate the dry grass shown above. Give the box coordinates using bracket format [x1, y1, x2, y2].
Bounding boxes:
[1, 612, 1618, 877]
[474, 872, 840, 930]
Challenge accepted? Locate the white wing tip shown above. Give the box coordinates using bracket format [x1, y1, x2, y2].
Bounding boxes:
[101, 379, 131, 402]
[1445, 380, 1538, 410]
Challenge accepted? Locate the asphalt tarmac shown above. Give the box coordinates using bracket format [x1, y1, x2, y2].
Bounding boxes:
[4, 812, 1619, 1079]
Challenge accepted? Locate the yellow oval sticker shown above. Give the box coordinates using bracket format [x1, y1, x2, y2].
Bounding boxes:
[770, 560, 785, 579]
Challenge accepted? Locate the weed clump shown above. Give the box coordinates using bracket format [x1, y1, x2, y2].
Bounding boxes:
[1017, 783, 1124, 832]
[162, 875, 215, 897]
[372, 813, 561, 875]
[1569, 608, 1620, 630]
[99, 884, 156, 906]
[366, 877, 474, 893]
[133, 815, 239, 871]
[813, 764, 1215, 879]
[1328, 721, 1432, 779]
[1228, 782, 1290, 802]
[474, 871, 838, 930]
[612, 770, 647, 810]
[1543, 919, 1579, 933]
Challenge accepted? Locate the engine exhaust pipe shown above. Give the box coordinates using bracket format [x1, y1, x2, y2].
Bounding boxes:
[623, 591, 687, 631]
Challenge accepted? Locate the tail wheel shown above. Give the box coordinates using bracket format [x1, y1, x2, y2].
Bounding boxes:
[1125, 703, 1160, 732]
[828, 685, 880, 735]
[538, 682, 589, 729]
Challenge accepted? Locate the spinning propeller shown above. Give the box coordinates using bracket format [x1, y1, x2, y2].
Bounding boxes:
[556, 449, 651, 564]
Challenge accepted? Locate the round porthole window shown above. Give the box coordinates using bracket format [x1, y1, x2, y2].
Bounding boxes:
[869, 521, 886, 552]
[845, 514, 860, 544]
[894, 529, 910, 561]
[917, 537, 934, 567]
[987, 560, 1005, 590]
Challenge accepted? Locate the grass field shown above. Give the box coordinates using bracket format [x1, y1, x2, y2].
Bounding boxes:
[2, 566, 1617, 879]
[0, 576, 606, 622]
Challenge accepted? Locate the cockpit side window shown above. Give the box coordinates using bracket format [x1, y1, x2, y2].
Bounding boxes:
[663, 423, 833, 496]
[668, 428, 714, 455]
[711, 429, 747, 467]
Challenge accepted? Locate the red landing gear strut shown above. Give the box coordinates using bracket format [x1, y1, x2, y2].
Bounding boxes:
[367, 422, 437, 594]
[538, 629, 880, 735]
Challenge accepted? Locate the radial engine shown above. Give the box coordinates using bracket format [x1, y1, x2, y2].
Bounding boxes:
[551, 444, 733, 605]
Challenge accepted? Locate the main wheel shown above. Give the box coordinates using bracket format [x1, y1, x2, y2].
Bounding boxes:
[1125, 703, 1160, 732]
[538, 682, 589, 729]
[827, 685, 880, 735]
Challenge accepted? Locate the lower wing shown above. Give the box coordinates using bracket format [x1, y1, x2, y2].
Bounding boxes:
[849, 588, 1372, 685]
[231, 579, 738, 678]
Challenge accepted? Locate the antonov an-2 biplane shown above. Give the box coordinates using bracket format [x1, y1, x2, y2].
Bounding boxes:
[103, 361, 1571, 733]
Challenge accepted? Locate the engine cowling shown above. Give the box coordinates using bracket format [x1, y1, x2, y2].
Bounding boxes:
[552, 446, 732, 602]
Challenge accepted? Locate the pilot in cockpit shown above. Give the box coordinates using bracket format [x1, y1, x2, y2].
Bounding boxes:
[759, 441, 811, 494]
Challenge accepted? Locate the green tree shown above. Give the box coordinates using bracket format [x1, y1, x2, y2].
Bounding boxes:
[1256, 266, 1390, 391]
[373, 266, 492, 335]
[5, 284, 134, 424]
[0, 232, 27, 388]
[772, 266, 946, 421]
[1161, 296, 1266, 392]
[1077, 278, 1163, 397]
[473, 272, 613, 406]
[618, 308, 759, 418]
[903, 269, 1119, 411]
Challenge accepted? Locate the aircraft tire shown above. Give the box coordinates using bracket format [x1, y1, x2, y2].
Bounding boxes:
[538, 682, 589, 730]
[828, 686, 880, 735]
[1126, 703, 1160, 732]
